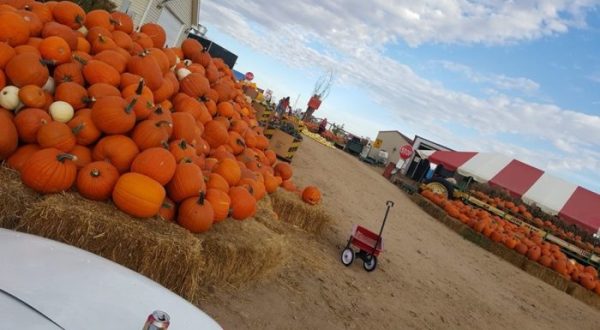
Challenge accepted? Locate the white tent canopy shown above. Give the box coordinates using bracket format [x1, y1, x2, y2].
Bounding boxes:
[521, 173, 578, 215]
[456, 153, 513, 183]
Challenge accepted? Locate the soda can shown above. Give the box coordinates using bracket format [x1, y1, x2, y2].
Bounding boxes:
[143, 310, 170, 330]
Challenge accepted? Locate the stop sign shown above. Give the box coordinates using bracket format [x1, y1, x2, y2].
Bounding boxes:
[399, 144, 413, 160]
[245, 72, 254, 81]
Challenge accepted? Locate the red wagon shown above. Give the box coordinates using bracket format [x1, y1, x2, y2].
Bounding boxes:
[340, 201, 394, 271]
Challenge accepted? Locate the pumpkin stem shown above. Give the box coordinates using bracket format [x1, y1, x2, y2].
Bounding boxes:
[109, 18, 121, 26]
[179, 157, 193, 164]
[161, 141, 169, 149]
[198, 191, 206, 205]
[71, 123, 85, 135]
[75, 15, 84, 26]
[161, 201, 173, 209]
[73, 55, 88, 65]
[153, 105, 164, 115]
[39, 58, 55, 67]
[125, 97, 138, 114]
[236, 139, 246, 147]
[56, 153, 77, 163]
[179, 140, 188, 149]
[135, 79, 145, 95]
[90, 168, 101, 177]
[82, 96, 96, 105]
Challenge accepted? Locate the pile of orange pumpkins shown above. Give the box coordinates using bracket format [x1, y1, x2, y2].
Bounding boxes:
[422, 189, 600, 295]
[0, 0, 322, 233]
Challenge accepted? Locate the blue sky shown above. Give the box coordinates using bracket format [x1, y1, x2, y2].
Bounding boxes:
[200, 1, 600, 193]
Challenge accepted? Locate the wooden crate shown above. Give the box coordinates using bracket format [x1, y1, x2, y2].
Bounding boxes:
[243, 86, 259, 99]
[252, 101, 272, 124]
[265, 128, 302, 162]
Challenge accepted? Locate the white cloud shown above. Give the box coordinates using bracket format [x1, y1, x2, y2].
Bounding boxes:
[436, 60, 540, 93]
[200, 0, 600, 191]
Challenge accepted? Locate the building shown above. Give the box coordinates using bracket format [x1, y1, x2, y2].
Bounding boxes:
[112, 0, 200, 47]
[368, 130, 413, 164]
[399, 135, 453, 180]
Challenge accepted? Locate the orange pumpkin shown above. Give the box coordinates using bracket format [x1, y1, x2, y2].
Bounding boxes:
[13, 108, 51, 143]
[212, 158, 241, 186]
[140, 23, 166, 48]
[76, 161, 119, 201]
[54, 81, 91, 110]
[206, 173, 230, 193]
[168, 139, 196, 163]
[202, 120, 229, 148]
[91, 95, 136, 134]
[112, 172, 165, 218]
[228, 186, 256, 220]
[274, 162, 293, 180]
[36, 121, 76, 152]
[51, 1, 85, 29]
[302, 186, 321, 205]
[158, 196, 176, 222]
[21, 148, 77, 193]
[38, 35, 71, 65]
[166, 162, 205, 202]
[177, 193, 214, 233]
[131, 119, 172, 150]
[110, 12, 133, 34]
[206, 188, 230, 222]
[70, 144, 92, 169]
[7, 143, 40, 172]
[18, 85, 46, 108]
[83, 59, 120, 86]
[0, 10, 30, 47]
[92, 135, 139, 173]
[130, 147, 177, 186]
[53, 62, 85, 85]
[67, 108, 101, 146]
[5, 52, 49, 87]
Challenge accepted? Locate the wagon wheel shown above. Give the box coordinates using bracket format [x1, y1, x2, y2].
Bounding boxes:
[363, 255, 377, 272]
[341, 248, 354, 266]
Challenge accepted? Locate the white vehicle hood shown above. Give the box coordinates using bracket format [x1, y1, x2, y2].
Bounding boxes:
[0, 229, 221, 330]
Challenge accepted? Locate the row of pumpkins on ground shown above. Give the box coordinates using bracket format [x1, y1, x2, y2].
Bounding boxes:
[0, 1, 321, 233]
[421, 189, 600, 295]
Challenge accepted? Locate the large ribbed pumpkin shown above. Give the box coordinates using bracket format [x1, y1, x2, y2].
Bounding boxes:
[213, 158, 241, 186]
[166, 162, 205, 202]
[177, 193, 214, 233]
[21, 148, 77, 193]
[130, 147, 176, 185]
[206, 188, 230, 222]
[112, 172, 165, 218]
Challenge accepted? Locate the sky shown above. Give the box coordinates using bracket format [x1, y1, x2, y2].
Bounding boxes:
[199, 1, 600, 193]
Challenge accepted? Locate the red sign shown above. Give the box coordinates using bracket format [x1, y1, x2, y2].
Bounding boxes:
[399, 145, 413, 160]
[308, 95, 322, 109]
[245, 72, 254, 81]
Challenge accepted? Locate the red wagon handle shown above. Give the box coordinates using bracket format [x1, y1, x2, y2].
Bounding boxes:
[369, 201, 394, 256]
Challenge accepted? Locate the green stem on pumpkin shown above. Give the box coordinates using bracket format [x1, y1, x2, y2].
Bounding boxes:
[125, 97, 138, 114]
[135, 79, 145, 95]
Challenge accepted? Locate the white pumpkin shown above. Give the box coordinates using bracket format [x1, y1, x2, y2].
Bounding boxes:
[49, 101, 74, 123]
[176, 68, 192, 80]
[77, 25, 88, 36]
[169, 56, 182, 72]
[0, 85, 21, 110]
[42, 77, 55, 94]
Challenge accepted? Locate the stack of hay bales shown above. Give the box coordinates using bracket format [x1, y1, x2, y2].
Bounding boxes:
[0, 166, 40, 229]
[270, 190, 332, 234]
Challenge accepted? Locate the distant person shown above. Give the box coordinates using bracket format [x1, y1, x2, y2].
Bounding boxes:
[318, 118, 328, 134]
[276, 96, 290, 118]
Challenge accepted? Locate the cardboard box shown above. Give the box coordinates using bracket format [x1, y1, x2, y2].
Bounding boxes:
[267, 129, 302, 161]
[252, 101, 272, 123]
[243, 86, 259, 99]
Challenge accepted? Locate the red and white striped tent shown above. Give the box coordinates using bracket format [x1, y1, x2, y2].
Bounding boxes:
[423, 151, 600, 234]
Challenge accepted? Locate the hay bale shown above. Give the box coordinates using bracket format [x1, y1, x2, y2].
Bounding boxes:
[270, 190, 332, 234]
[0, 165, 41, 229]
[18, 193, 205, 304]
[521, 260, 571, 292]
[567, 283, 600, 309]
[196, 216, 287, 286]
[253, 195, 289, 234]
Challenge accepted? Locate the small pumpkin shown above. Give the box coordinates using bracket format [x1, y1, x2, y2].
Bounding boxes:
[91, 95, 136, 134]
[130, 147, 177, 186]
[18, 84, 46, 108]
[36, 121, 76, 152]
[7, 144, 41, 172]
[51, 1, 85, 29]
[13, 108, 51, 143]
[301, 186, 322, 205]
[166, 162, 205, 202]
[168, 139, 196, 163]
[67, 108, 101, 146]
[38, 35, 71, 65]
[131, 119, 172, 150]
[206, 188, 230, 222]
[53, 62, 85, 85]
[177, 192, 214, 233]
[0, 85, 21, 110]
[49, 100, 74, 123]
[0, 10, 30, 47]
[205, 173, 230, 193]
[21, 148, 77, 193]
[54, 82, 92, 110]
[274, 162, 293, 181]
[5, 52, 49, 87]
[112, 172, 165, 218]
[70, 144, 92, 169]
[202, 120, 229, 149]
[140, 23, 166, 48]
[213, 158, 241, 186]
[228, 186, 256, 220]
[76, 161, 119, 201]
[158, 196, 177, 222]
[92, 135, 139, 173]
[0, 109, 18, 160]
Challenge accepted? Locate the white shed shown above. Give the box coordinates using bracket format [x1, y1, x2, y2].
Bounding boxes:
[112, 0, 200, 46]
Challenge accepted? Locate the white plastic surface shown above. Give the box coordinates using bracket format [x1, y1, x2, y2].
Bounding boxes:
[522, 173, 578, 215]
[456, 152, 513, 183]
[0, 229, 221, 330]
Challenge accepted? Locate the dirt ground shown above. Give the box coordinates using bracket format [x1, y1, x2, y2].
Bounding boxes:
[200, 137, 600, 329]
